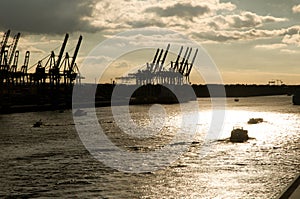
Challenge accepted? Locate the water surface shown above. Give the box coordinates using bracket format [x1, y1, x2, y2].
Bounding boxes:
[0, 96, 299, 198]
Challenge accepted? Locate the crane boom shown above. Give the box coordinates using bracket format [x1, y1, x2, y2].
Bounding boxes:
[159, 44, 170, 72]
[56, 33, 69, 69]
[0, 30, 10, 65]
[173, 46, 183, 70]
[21, 51, 30, 73]
[178, 47, 189, 73]
[186, 48, 198, 76]
[0, 30, 10, 54]
[152, 48, 160, 65]
[10, 50, 19, 72]
[153, 49, 164, 72]
[70, 35, 82, 71]
[8, 32, 21, 66]
[182, 48, 192, 74]
[150, 48, 160, 72]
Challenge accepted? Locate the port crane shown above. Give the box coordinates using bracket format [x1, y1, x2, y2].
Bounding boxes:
[0, 31, 21, 84]
[0, 30, 10, 66]
[62, 35, 83, 85]
[0, 29, 84, 112]
[0, 29, 83, 87]
[116, 44, 198, 85]
[12, 51, 30, 84]
[30, 33, 82, 86]
[8, 33, 20, 67]
[48, 33, 69, 86]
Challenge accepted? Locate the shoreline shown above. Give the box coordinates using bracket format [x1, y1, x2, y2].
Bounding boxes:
[0, 83, 299, 114]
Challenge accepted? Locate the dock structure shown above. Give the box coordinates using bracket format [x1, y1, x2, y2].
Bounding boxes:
[0, 30, 83, 87]
[0, 30, 84, 112]
[116, 44, 198, 86]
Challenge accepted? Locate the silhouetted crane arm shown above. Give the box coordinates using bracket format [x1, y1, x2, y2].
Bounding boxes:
[153, 49, 164, 72]
[186, 48, 198, 76]
[0, 30, 10, 55]
[21, 51, 30, 73]
[70, 35, 82, 72]
[173, 46, 183, 70]
[159, 44, 170, 71]
[150, 48, 160, 72]
[10, 50, 19, 72]
[182, 47, 192, 74]
[8, 32, 21, 66]
[0, 30, 10, 65]
[55, 33, 69, 69]
[179, 47, 189, 74]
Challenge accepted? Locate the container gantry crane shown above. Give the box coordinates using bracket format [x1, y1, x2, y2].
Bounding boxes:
[49, 33, 69, 86]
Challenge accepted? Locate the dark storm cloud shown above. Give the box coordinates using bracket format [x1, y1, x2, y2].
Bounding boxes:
[145, 3, 210, 19]
[0, 0, 99, 34]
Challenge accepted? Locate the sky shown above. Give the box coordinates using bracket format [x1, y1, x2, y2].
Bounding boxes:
[1, 0, 300, 84]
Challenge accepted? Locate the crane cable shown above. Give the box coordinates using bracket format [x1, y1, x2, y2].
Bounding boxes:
[27, 44, 61, 71]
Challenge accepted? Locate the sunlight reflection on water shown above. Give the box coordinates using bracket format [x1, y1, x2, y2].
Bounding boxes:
[0, 96, 299, 198]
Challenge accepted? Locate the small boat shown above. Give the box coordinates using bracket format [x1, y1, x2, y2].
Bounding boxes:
[230, 127, 249, 142]
[234, 98, 239, 102]
[33, 119, 43, 127]
[247, 118, 263, 124]
[74, 109, 87, 117]
[292, 90, 300, 105]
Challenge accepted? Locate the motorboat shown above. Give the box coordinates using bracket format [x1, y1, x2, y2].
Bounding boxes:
[33, 119, 43, 127]
[230, 127, 249, 142]
[247, 118, 263, 124]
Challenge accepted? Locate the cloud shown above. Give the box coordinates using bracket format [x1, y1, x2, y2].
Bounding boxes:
[111, 61, 130, 69]
[86, 0, 289, 44]
[0, 0, 292, 45]
[197, 11, 287, 32]
[280, 49, 298, 54]
[84, 55, 113, 64]
[193, 28, 286, 42]
[217, 2, 236, 11]
[285, 25, 300, 35]
[145, 3, 211, 19]
[126, 19, 166, 28]
[255, 43, 287, 50]
[282, 34, 300, 46]
[218, 11, 287, 29]
[281, 25, 300, 46]
[0, 0, 100, 34]
[292, 4, 300, 13]
[18, 46, 45, 54]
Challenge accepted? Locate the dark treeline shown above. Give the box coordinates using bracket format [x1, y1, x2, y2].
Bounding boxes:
[192, 84, 298, 97]
[0, 83, 299, 113]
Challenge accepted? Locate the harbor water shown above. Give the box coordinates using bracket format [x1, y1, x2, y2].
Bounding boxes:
[0, 95, 299, 198]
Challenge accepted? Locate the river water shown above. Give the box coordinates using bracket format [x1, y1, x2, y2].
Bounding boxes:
[0, 95, 299, 198]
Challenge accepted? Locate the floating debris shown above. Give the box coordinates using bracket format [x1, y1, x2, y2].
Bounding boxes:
[33, 119, 43, 128]
[247, 118, 263, 124]
[191, 141, 200, 145]
[230, 127, 249, 143]
[74, 109, 87, 117]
